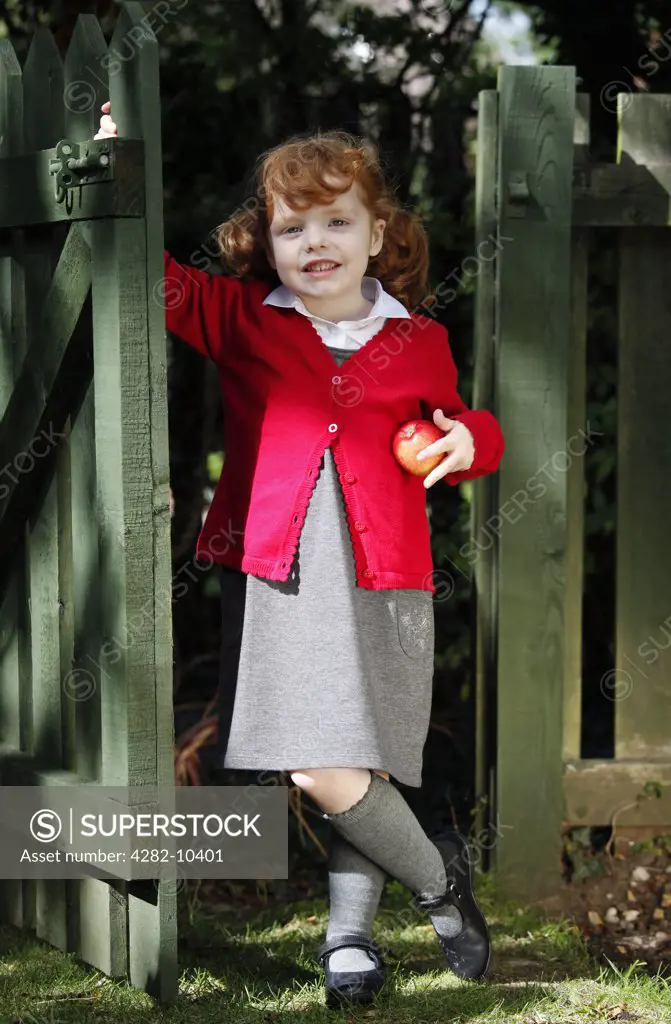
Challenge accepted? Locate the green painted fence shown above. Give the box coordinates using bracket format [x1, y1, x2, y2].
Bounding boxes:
[0, 3, 176, 1000]
[473, 65, 671, 901]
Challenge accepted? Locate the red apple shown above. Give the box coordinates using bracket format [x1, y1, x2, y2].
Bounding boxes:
[392, 419, 445, 477]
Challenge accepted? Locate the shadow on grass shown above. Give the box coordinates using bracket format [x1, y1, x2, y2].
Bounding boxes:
[171, 902, 598, 1016]
[158, 981, 571, 1020]
[0, 895, 603, 1021]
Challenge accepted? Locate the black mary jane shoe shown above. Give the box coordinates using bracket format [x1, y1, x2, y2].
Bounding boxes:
[316, 933, 386, 1008]
[413, 830, 491, 980]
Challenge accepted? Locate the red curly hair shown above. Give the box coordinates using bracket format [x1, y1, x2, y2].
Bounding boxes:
[213, 130, 432, 310]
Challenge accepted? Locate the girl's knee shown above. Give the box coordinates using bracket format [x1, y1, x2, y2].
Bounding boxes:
[289, 767, 374, 814]
[289, 768, 323, 790]
[288, 766, 371, 792]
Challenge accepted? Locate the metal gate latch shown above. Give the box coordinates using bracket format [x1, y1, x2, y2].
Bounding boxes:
[49, 139, 114, 204]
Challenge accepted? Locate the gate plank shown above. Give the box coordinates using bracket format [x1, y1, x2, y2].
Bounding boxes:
[616, 94, 671, 760]
[91, 211, 172, 994]
[23, 22, 70, 957]
[106, 3, 177, 1000]
[61, 11, 130, 979]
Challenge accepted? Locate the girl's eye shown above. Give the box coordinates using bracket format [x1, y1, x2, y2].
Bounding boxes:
[282, 218, 349, 234]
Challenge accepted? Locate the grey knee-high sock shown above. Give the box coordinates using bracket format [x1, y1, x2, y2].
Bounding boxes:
[326, 771, 463, 941]
[325, 828, 387, 973]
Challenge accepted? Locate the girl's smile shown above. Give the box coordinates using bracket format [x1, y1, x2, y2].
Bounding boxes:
[302, 260, 341, 277]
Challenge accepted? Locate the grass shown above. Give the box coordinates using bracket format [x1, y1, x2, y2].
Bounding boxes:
[1, 875, 670, 1023]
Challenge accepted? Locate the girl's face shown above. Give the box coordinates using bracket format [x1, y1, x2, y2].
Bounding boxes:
[264, 179, 385, 318]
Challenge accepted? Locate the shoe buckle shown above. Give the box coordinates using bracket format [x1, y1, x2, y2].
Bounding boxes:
[416, 880, 461, 911]
[448, 881, 462, 899]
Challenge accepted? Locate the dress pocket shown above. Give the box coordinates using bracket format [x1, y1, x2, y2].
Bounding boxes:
[395, 590, 434, 659]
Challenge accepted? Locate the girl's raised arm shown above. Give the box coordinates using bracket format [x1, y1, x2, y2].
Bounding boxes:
[94, 102, 238, 365]
[160, 249, 240, 363]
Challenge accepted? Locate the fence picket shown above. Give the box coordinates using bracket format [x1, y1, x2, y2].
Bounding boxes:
[62, 14, 109, 141]
[0, 36, 30, 934]
[563, 94, 590, 764]
[23, 27, 64, 150]
[471, 88, 499, 844]
[615, 94, 671, 764]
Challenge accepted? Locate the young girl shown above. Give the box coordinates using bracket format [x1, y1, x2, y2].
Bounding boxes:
[96, 103, 504, 1007]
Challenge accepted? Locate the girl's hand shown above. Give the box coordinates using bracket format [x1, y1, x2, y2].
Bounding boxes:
[93, 100, 117, 140]
[417, 408, 475, 489]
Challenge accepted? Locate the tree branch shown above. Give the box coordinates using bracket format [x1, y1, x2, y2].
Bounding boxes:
[246, 0, 274, 38]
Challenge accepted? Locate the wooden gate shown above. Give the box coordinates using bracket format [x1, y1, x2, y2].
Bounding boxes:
[473, 64, 671, 900]
[0, 3, 176, 999]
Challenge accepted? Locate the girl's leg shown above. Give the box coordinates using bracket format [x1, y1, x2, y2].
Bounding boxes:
[291, 767, 464, 943]
[323, 769, 388, 975]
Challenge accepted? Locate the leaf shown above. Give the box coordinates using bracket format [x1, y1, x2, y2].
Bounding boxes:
[571, 827, 593, 848]
[606, 1003, 632, 1019]
[594, 450, 615, 483]
[207, 450, 224, 483]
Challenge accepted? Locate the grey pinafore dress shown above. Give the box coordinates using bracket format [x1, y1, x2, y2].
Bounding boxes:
[216, 345, 435, 788]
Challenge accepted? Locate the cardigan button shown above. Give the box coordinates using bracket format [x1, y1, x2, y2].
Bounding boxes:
[331, 375, 342, 385]
[363, 569, 375, 578]
[354, 521, 366, 532]
[328, 423, 338, 433]
[344, 472, 355, 484]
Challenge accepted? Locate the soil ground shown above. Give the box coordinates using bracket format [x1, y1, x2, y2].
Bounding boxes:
[532, 835, 671, 976]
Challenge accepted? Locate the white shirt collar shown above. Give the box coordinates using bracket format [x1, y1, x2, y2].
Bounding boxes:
[263, 274, 410, 324]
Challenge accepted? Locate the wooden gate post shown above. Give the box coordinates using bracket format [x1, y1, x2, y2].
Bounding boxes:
[488, 65, 576, 900]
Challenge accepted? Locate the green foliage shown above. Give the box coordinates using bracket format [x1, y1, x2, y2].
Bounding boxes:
[642, 780, 664, 800]
[206, 451, 224, 484]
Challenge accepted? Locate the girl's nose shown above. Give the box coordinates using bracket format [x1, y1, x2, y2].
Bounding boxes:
[305, 226, 326, 248]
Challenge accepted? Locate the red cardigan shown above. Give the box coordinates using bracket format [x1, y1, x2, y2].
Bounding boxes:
[164, 251, 504, 593]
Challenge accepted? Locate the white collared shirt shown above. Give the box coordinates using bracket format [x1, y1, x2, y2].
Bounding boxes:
[263, 274, 410, 351]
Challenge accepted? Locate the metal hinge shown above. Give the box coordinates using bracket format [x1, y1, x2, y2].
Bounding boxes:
[505, 171, 531, 217]
[49, 139, 114, 204]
